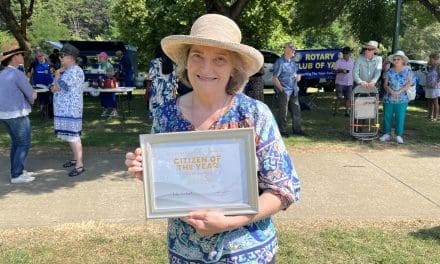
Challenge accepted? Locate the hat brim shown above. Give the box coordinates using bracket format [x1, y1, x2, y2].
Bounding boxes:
[0, 50, 25, 62]
[362, 44, 379, 52]
[161, 35, 263, 77]
[387, 54, 408, 64]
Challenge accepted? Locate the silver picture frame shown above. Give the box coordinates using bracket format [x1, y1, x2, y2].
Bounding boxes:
[140, 128, 259, 219]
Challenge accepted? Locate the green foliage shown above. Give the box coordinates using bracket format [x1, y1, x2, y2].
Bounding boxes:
[27, 2, 70, 48]
[113, 0, 204, 70]
[0, 30, 15, 45]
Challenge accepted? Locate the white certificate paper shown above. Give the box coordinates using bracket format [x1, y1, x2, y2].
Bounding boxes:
[140, 128, 258, 219]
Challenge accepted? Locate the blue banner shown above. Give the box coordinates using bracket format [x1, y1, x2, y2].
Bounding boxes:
[295, 49, 341, 79]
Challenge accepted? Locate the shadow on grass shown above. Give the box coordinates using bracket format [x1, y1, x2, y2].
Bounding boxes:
[409, 226, 440, 244]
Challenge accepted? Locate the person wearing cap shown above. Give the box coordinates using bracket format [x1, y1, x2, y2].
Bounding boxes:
[97, 51, 117, 117]
[125, 14, 300, 263]
[332, 46, 354, 117]
[0, 43, 37, 183]
[379, 50, 413, 144]
[272, 42, 306, 137]
[353, 40, 383, 91]
[51, 43, 86, 176]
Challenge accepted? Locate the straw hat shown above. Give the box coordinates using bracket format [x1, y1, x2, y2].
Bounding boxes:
[362, 40, 379, 52]
[0, 44, 25, 62]
[387, 50, 408, 64]
[161, 14, 263, 76]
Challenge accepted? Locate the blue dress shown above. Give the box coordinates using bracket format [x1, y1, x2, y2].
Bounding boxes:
[54, 65, 85, 142]
[148, 58, 177, 119]
[152, 93, 300, 263]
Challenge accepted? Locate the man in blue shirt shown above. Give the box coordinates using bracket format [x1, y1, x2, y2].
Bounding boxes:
[272, 42, 306, 136]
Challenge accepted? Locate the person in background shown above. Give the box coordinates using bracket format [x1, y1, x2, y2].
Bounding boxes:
[379, 51, 412, 144]
[115, 50, 134, 87]
[49, 48, 61, 70]
[27, 50, 54, 117]
[50, 43, 85, 176]
[97, 51, 117, 117]
[0, 43, 37, 183]
[148, 45, 177, 119]
[273, 42, 306, 137]
[353, 40, 382, 91]
[125, 14, 300, 263]
[332, 46, 354, 117]
[425, 53, 440, 121]
[245, 66, 265, 102]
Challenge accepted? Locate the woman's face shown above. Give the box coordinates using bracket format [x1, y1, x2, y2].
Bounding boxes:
[59, 53, 75, 67]
[186, 45, 233, 93]
[98, 55, 107, 63]
[392, 56, 404, 67]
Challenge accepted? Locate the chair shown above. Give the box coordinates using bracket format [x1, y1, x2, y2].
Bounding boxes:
[305, 87, 319, 108]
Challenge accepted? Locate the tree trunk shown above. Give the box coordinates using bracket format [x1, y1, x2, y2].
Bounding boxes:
[203, 0, 250, 20]
[0, 0, 34, 66]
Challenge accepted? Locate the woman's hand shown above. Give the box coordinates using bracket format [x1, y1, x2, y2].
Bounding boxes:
[184, 210, 232, 237]
[125, 148, 143, 180]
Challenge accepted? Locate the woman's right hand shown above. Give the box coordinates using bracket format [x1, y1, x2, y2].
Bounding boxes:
[125, 148, 143, 180]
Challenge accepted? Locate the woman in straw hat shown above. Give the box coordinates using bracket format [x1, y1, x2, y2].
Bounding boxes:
[51, 43, 85, 176]
[379, 50, 413, 144]
[0, 43, 37, 183]
[125, 14, 300, 263]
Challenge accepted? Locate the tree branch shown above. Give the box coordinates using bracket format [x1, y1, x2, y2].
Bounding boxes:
[230, 0, 250, 20]
[417, 0, 440, 22]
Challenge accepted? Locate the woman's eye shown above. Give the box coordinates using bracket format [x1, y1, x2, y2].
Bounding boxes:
[215, 57, 227, 64]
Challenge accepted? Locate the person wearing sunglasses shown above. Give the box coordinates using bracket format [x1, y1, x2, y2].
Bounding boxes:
[353, 40, 383, 91]
[51, 43, 86, 176]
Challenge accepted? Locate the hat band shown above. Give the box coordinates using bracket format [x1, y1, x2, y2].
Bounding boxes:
[1, 48, 24, 56]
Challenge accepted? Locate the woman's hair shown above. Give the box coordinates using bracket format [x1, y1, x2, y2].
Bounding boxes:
[1, 56, 13, 67]
[429, 52, 439, 61]
[175, 45, 249, 95]
[154, 45, 173, 75]
[436, 63, 440, 82]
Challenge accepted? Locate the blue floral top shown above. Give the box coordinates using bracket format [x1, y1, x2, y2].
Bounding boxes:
[152, 93, 300, 264]
[383, 67, 412, 104]
[53, 65, 84, 140]
[148, 58, 177, 119]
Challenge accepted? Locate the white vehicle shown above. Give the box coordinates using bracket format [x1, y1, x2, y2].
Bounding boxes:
[260, 50, 280, 87]
[408, 60, 427, 87]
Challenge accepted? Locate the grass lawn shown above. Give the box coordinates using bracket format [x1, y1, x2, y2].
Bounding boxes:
[0, 221, 439, 264]
[1, 89, 439, 149]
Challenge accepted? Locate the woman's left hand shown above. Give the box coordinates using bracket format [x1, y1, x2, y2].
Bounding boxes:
[184, 210, 231, 237]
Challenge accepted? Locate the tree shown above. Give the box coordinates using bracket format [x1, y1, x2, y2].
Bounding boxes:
[204, 0, 250, 19]
[0, 0, 34, 52]
[27, 1, 70, 47]
[113, 0, 296, 70]
[417, 0, 440, 21]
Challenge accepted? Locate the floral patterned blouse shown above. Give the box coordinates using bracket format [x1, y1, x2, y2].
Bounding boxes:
[383, 67, 412, 104]
[151, 92, 300, 264]
[148, 58, 177, 119]
[53, 65, 84, 141]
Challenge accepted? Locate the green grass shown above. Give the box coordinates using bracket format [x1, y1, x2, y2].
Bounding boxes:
[0, 221, 439, 264]
[1, 90, 439, 149]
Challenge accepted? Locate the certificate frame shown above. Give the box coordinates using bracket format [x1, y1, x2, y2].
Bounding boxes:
[140, 128, 259, 219]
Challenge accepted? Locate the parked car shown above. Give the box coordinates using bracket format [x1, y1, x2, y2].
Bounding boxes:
[260, 49, 280, 87]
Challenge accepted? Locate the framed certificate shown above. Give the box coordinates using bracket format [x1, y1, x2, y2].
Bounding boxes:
[140, 128, 259, 219]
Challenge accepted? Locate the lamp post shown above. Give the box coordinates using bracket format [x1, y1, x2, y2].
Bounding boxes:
[392, 0, 403, 53]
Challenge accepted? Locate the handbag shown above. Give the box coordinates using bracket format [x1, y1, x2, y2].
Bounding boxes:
[406, 84, 416, 101]
[103, 78, 118, 89]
